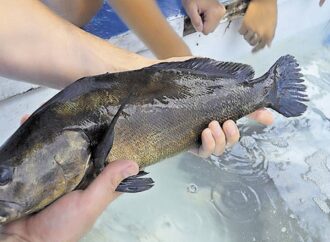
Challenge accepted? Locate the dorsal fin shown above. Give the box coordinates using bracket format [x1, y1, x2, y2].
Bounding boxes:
[150, 57, 255, 81]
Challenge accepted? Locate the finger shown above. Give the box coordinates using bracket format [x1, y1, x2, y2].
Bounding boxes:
[199, 128, 216, 158]
[20, 101, 47, 124]
[252, 39, 266, 53]
[239, 23, 248, 36]
[249, 32, 260, 46]
[222, 120, 239, 147]
[202, 5, 226, 34]
[208, 120, 226, 156]
[20, 114, 30, 124]
[183, 0, 203, 32]
[84, 160, 139, 214]
[243, 29, 255, 46]
[248, 108, 274, 125]
[263, 29, 275, 47]
[252, 28, 275, 52]
[320, 0, 325, 6]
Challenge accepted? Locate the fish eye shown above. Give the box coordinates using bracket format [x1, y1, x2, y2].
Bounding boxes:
[0, 166, 13, 186]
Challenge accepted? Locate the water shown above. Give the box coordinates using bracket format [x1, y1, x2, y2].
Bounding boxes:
[80, 21, 330, 242]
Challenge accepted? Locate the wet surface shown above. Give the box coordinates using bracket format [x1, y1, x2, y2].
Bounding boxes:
[82, 23, 330, 242]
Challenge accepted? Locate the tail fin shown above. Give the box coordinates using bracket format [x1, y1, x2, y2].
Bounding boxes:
[265, 55, 308, 117]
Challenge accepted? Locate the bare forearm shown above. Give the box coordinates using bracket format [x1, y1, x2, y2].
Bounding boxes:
[42, 0, 103, 27]
[0, 0, 155, 89]
[108, 0, 192, 59]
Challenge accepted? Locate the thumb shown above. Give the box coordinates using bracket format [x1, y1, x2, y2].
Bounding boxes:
[184, 1, 203, 32]
[84, 160, 139, 212]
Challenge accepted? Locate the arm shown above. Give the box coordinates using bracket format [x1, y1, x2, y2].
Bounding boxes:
[0, 0, 157, 89]
[42, 0, 103, 27]
[108, 0, 192, 59]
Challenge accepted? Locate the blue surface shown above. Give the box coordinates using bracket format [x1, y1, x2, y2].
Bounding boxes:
[325, 34, 330, 46]
[322, 25, 330, 46]
[84, 0, 185, 39]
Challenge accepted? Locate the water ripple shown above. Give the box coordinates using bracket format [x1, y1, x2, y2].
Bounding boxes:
[210, 136, 269, 183]
[210, 181, 261, 223]
[303, 150, 330, 214]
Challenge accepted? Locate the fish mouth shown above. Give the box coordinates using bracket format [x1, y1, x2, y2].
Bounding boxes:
[0, 200, 23, 224]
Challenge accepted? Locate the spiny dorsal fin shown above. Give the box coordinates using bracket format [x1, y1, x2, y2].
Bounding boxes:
[150, 57, 255, 81]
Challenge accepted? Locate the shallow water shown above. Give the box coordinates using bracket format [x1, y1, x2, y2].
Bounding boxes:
[82, 24, 330, 242]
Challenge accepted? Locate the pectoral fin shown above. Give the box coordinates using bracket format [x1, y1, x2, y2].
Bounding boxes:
[116, 171, 154, 193]
[90, 99, 155, 193]
[92, 102, 126, 172]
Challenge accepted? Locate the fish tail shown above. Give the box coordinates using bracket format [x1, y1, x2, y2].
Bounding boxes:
[265, 55, 308, 117]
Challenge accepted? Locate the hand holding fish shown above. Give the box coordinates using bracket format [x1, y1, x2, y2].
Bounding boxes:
[182, 0, 226, 34]
[1, 160, 139, 242]
[239, 0, 277, 52]
[0, 55, 305, 225]
[197, 108, 273, 158]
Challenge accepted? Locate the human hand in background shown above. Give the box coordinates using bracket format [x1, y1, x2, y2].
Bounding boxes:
[319, 0, 326, 6]
[182, 0, 226, 35]
[239, 0, 277, 52]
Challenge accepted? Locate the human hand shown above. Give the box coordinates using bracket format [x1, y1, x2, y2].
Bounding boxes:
[182, 0, 226, 35]
[239, 0, 277, 52]
[1, 159, 139, 242]
[198, 108, 273, 158]
[320, 0, 326, 6]
[1, 115, 139, 242]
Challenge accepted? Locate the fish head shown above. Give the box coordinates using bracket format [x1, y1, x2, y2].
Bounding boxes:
[0, 129, 91, 224]
[0, 152, 68, 224]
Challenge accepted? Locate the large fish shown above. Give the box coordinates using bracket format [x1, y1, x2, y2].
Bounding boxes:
[0, 55, 307, 224]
